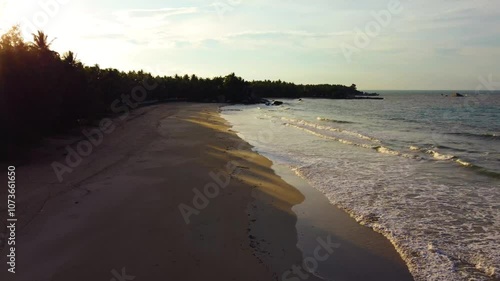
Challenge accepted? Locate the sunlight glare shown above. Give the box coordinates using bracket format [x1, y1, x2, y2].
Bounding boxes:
[0, 0, 23, 33]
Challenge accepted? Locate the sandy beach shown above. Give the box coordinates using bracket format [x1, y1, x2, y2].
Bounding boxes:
[0, 103, 412, 281]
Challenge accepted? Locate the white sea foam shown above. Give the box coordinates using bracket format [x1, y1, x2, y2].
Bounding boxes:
[456, 159, 474, 167]
[281, 117, 380, 142]
[292, 158, 500, 281]
[221, 102, 500, 281]
[426, 150, 456, 160]
[317, 117, 353, 123]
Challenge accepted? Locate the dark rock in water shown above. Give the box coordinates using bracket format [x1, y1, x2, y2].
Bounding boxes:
[451, 93, 465, 97]
[258, 98, 272, 106]
[272, 101, 283, 106]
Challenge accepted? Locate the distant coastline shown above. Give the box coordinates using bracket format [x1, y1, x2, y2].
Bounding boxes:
[1, 26, 372, 158]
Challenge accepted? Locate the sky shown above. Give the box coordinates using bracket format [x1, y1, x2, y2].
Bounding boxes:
[0, 0, 499, 90]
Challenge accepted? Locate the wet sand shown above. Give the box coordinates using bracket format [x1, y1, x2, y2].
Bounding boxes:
[273, 164, 414, 281]
[0, 103, 413, 281]
[0, 103, 311, 281]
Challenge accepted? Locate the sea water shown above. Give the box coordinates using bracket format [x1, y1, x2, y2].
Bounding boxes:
[221, 91, 500, 281]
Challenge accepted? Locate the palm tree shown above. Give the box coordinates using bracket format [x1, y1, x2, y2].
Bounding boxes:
[62, 51, 81, 68]
[31, 31, 59, 66]
[31, 31, 55, 51]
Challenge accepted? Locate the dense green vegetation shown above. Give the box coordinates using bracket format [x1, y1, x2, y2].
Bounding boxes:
[0, 26, 361, 154]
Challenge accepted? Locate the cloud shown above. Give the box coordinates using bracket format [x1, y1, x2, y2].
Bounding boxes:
[115, 7, 199, 19]
[82, 33, 126, 40]
[225, 30, 351, 40]
[434, 47, 461, 56]
[45, 0, 500, 89]
[216, 30, 353, 49]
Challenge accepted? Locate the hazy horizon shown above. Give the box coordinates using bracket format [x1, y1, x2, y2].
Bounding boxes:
[1, 0, 499, 90]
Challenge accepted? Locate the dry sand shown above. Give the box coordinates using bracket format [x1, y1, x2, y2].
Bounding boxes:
[0, 103, 319, 281]
[0, 103, 413, 281]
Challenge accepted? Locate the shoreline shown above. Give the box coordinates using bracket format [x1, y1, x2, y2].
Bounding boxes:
[220, 98, 500, 281]
[220, 103, 415, 280]
[0, 102, 413, 281]
[271, 163, 414, 280]
[0, 103, 313, 281]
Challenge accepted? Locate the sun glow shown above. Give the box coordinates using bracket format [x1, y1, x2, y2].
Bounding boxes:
[0, 0, 42, 39]
[0, 0, 18, 32]
[0, 0, 74, 39]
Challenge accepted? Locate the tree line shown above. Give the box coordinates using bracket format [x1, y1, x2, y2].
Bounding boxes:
[0, 26, 361, 156]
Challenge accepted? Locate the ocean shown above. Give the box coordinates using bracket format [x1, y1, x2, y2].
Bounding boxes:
[221, 90, 500, 281]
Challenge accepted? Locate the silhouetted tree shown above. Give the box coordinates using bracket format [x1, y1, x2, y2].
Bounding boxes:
[0, 25, 362, 160]
[32, 31, 53, 51]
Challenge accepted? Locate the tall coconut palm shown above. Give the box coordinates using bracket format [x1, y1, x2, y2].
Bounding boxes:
[31, 31, 55, 52]
[62, 51, 81, 68]
[31, 31, 60, 65]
